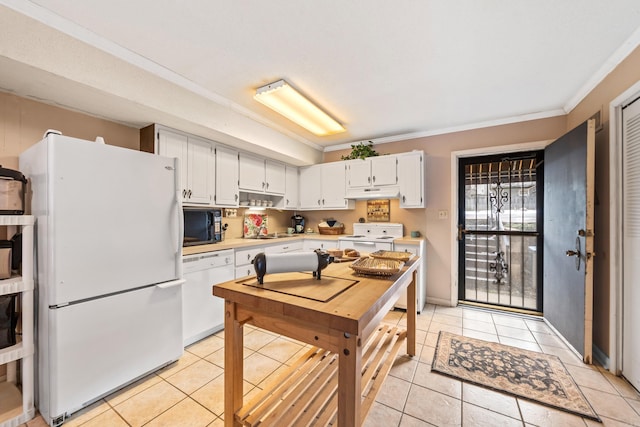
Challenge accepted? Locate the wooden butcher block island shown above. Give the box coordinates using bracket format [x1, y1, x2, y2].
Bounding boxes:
[213, 257, 419, 427]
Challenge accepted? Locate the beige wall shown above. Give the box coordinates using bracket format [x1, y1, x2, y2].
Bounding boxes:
[324, 117, 567, 305]
[0, 91, 139, 170]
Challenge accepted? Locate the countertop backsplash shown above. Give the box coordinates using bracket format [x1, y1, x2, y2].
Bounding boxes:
[221, 199, 426, 239]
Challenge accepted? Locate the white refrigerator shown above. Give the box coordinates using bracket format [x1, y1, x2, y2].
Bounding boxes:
[19, 133, 184, 426]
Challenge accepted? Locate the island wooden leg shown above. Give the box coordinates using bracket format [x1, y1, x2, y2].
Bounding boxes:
[407, 270, 417, 356]
[224, 300, 244, 427]
[338, 333, 362, 426]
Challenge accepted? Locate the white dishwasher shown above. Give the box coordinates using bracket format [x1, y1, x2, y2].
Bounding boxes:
[182, 249, 234, 346]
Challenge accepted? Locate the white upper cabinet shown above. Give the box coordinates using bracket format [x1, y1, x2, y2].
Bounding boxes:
[187, 136, 216, 204]
[397, 151, 424, 208]
[321, 162, 350, 208]
[299, 165, 322, 209]
[265, 160, 286, 194]
[215, 146, 239, 206]
[157, 128, 213, 205]
[238, 153, 264, 192]
[284, 165, 299, 209]
[346, 156, 397, 189]
[238, 153, 286, 195]
[299, 163, 354, 210]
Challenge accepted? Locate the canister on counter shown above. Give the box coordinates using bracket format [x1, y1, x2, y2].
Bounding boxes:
[0, 240, 11, 279]
[0, 166, 27, 215]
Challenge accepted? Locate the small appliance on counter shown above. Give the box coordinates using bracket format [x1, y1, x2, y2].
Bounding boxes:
[0, 165, 27, 214]
[291, 214, 305, 233]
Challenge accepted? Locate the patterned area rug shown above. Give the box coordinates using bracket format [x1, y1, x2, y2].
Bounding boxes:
[432, 332, 600, 422]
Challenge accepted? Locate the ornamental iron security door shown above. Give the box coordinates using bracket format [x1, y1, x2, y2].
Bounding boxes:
[458, 152, 544, 312]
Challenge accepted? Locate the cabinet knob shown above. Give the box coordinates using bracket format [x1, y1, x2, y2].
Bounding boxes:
[235, 194, 238, 201]
[262, 182, 265, 189]
[187, 189, 192, 198]
[317, 199, 321, 205]
[266, 182, 269, 189]
[322, 199, 325, 205]
[402, 195, 406, 202]
[372, 176, 376, 183]
[182, 189, 187, 198]
[368, 176, 371, 183]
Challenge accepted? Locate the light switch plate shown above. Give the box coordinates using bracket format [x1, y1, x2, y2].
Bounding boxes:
[438, 210, 448, 219]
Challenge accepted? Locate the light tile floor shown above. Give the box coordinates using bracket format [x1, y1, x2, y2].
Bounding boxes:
[20, 305, 640, 426]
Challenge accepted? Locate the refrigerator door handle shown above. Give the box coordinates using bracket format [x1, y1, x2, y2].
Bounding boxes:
[156, 279, 186, 289]
[174, 157, 184, 279]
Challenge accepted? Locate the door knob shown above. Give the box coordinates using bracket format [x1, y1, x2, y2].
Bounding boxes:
[566, 236, 582, 270]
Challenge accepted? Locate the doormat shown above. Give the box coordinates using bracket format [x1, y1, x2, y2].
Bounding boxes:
[432, 332, 600, 422]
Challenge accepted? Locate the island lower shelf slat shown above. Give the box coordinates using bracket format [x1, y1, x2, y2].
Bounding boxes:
[236, 325, 407, 427]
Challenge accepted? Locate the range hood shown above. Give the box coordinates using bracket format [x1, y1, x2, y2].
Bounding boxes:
[345, 186, 400, 200]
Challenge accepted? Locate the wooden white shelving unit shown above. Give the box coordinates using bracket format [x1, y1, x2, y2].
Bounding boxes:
[0, 216, 35, 427]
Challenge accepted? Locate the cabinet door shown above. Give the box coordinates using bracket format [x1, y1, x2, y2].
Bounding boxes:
[215, 146, 239, 206]
[158, 129, 188, 202]
[299, 165, 322, 209]
[346, 159, 371, 189]
[187, 136, 214, 205]
[393, 243, 417, 256]
[238, 153, 265, 192]
[284, 165, 299, 209]
[303, 239, 335, 251]
[371, 156, 397, 186]
[321, 162, 348, 208]
[398, 152, 424, 208]
[265, 160, 286, 194]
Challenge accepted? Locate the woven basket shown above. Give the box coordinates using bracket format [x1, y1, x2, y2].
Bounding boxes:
[318, 225, 344, 235]
[350, 257, 404, 276]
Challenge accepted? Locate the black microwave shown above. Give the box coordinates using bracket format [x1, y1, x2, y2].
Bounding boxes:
[183, 208, 222, 246]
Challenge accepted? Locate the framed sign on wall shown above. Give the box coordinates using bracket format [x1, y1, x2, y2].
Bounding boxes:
[367, 199, 390, 222]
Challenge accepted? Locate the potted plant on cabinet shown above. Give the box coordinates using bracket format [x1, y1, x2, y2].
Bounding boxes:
[341, 141, 379, 160]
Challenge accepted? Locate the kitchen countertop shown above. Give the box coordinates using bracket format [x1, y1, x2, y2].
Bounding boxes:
[182, 234, 425, 256]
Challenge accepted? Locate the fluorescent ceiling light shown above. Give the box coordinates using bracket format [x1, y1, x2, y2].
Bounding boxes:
[254, 80, 345, 136]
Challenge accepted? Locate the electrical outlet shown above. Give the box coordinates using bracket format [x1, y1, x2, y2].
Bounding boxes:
[438, 210, 448, 219]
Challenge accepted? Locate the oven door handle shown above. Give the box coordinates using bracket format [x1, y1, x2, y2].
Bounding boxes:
[354, 241, 376, 246]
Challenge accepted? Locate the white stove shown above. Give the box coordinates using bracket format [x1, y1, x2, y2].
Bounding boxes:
[338, 223, 403, 253]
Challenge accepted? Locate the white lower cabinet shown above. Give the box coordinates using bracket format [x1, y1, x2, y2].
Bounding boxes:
[235, 246, 267, 279]
[303, 239, 336, 251]
[265, 241, 303, 254]
[393, 241, 427, 312]
[338, 240, 393, 253]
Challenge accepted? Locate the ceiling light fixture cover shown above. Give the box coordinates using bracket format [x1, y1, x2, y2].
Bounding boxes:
[254, 80, 345, 136]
